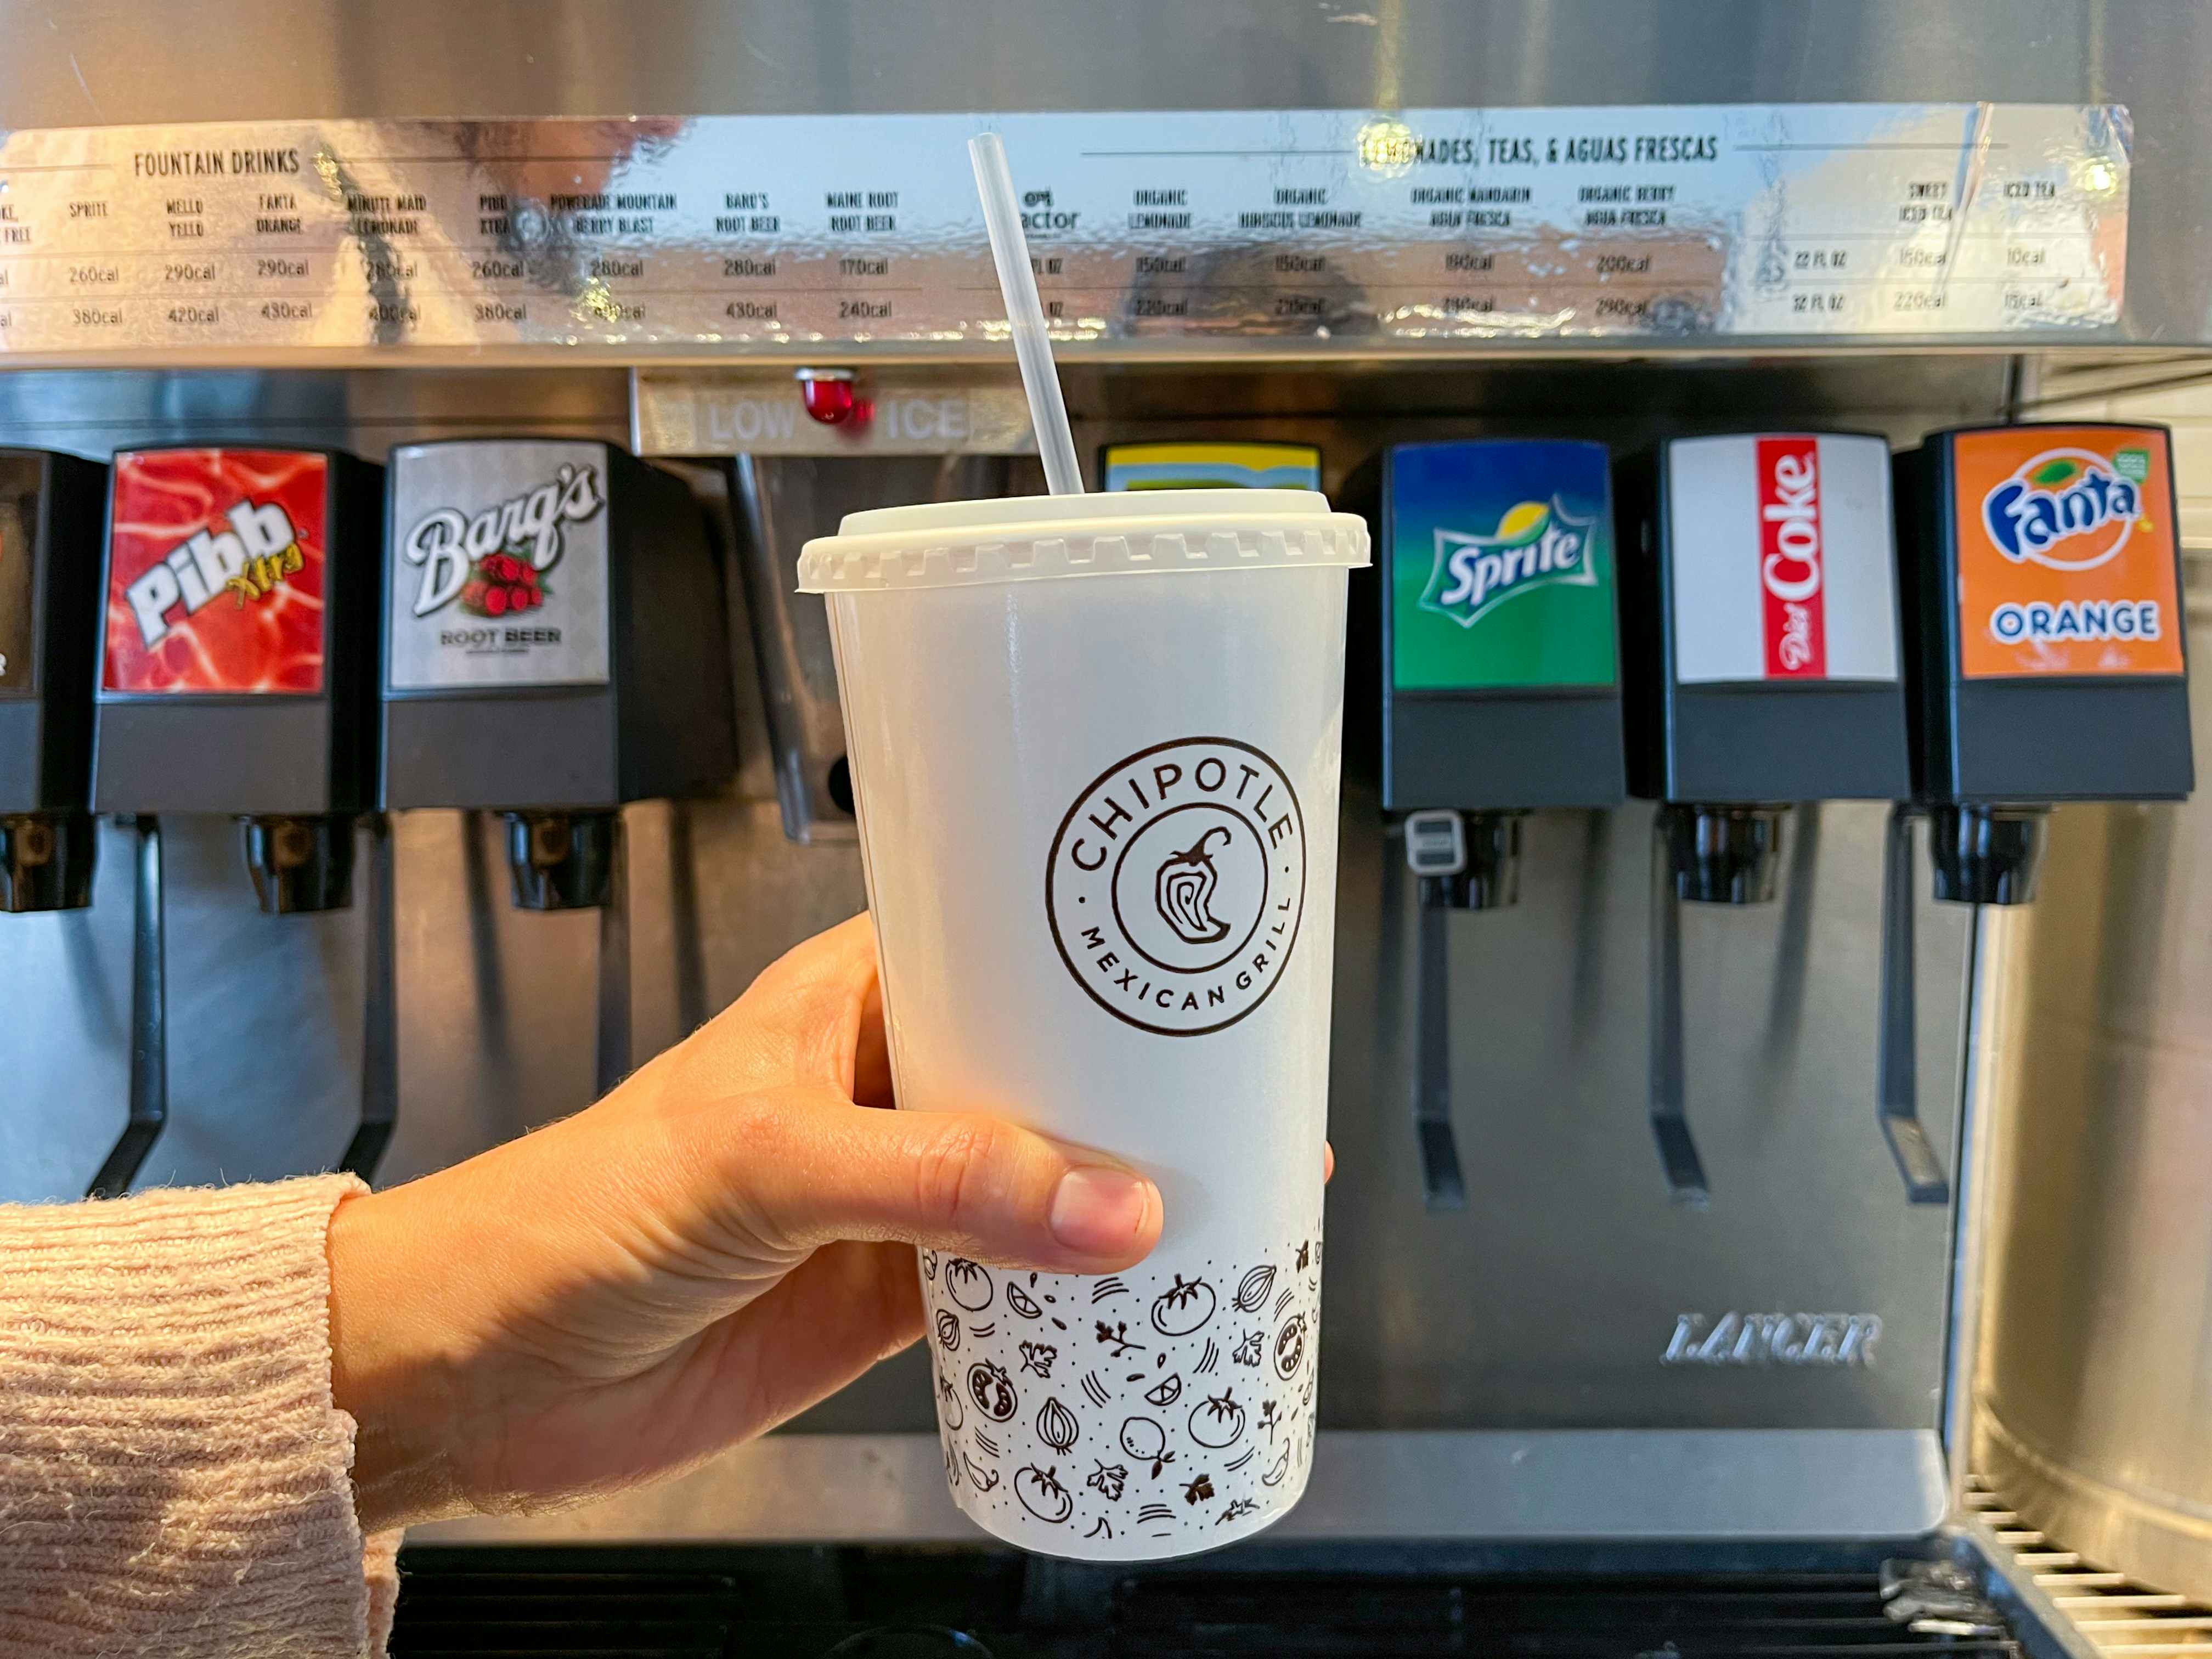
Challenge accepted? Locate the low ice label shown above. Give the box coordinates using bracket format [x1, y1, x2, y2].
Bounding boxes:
[1952, 426, 2181, 678]
[386, 440, 611, 691]
[1046, 737, 1306, 1038]
[1390, 440, 1618, 690]
[101, 449, 326, 696]
[1667, 433, 1899, 684]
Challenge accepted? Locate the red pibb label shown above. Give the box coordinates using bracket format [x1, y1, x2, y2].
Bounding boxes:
[1757, 436, 1826, 678]
[103, 449, 328, 695]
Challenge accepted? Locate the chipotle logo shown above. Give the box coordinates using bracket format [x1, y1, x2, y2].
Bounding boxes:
[1046, 737, 1305, 1037]
[1757, 436, 1826, 678]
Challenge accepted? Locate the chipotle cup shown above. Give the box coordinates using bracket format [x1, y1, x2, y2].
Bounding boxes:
[800, 489, 1366, 1559]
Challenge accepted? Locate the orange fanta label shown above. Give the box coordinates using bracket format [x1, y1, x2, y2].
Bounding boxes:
[1954, 425, 2182, 679]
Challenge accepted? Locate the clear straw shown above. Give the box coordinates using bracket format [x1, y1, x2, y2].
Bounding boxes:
[968, 132, 1084, 496]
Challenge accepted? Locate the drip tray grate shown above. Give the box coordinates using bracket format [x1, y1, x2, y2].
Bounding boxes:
[1966, 1477, 2212, 1659]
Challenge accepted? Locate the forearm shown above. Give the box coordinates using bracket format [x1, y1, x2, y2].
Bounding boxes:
[0, 1176, 397, 1659]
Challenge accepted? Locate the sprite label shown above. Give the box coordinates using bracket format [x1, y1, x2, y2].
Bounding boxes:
[1389, 440, 1619, 690]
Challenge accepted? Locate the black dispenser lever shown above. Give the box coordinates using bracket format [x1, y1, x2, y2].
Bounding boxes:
[1404, 809, 1471, 1211]
[340, 814, 398, 1180]
[88, 817, 166, 1198]
[1876, 804, 1947, 1204]
[1647, 811, 1708, 1206]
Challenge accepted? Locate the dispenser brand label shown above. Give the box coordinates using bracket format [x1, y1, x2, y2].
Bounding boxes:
[386, 441, 610, 691]
[1391, 441, 1618, 689]
[102, 449, 326, 695]
[0, 455, 40, 693]
[1667, 433, 1898, 684]
[1102, 443, 1323, 492]
[1953, 426, 2182, 678]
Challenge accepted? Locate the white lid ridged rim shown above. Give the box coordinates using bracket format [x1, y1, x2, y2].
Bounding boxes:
[796, 488, 1370, 593]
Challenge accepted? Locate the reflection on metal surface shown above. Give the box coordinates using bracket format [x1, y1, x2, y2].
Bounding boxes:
[1971, 550, 2212, 1601]
[0, 105, 2129, 361]
[408, 1428, 1949, 1545]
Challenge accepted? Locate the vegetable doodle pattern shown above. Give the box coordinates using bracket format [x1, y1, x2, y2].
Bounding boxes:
[923, 1226, 1321, 1554]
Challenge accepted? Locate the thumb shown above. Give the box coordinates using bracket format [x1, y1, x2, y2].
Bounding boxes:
[691, 1088, 1164, 1273]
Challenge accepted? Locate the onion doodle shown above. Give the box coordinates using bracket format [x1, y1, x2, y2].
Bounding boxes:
[936, 1370, 965, 1432]
[1155, 825, 1235, 946]
[1232, 1264, 1277, 1314]
[1036, 1395, 1080, 1455]
[934, 1310, 962, 1353]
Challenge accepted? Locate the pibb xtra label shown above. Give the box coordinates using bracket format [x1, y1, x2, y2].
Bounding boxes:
[103, 449, 327, 696]
[1046, 737, 1306, 1037]
[1664, 432, 1900, 684]
[1953, 426, 2182, 679]
[386, 440, 611, 691]
[1390, 440, 1618, 690]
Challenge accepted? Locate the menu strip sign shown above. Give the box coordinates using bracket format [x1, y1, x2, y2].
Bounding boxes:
[0, 103, 2128, 356]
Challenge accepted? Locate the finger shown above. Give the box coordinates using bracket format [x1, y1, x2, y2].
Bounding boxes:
[689, 1087, 1163, 1272]
[854, 970, 894, 1111]
[1325, 1141, 1335, 1183]
[668, 913, 881, 1097]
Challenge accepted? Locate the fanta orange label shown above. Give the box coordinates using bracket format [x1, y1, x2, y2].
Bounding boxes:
[1953, 425, 2181, 678]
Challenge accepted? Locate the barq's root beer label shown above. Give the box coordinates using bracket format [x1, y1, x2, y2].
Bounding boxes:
[1046, 737, 1306, 1037]
[1666, 432, 1900, 685]
[1954, 426, 2181, 679]
[386, 440, 611, 691]
[103, 449, 326, 695]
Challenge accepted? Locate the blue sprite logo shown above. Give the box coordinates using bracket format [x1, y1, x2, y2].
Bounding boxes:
[1418, 498, 1598, 628]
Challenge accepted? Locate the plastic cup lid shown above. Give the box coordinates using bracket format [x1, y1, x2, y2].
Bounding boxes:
[797, 487, 1369, 592]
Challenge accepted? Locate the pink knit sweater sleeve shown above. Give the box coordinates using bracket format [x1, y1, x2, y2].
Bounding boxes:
[0, 1175, 400, 1658]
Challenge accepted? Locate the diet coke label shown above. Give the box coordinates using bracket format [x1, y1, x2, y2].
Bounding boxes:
[1667, 433, 1899, 686]
[1757, 436, 1826, 678]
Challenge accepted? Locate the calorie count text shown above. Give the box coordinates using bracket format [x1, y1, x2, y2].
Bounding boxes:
[0, 113, 2119, 346]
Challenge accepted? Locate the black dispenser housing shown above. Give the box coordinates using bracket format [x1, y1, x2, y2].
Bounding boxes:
[93, 446, 384, 913]
[1895, 421, 2193, 909]
[1350, 438, 1628, 1210]
[0, 449, 107, 913]
[381, 439, 737, 910]
[1621, 433, 1916, 1204]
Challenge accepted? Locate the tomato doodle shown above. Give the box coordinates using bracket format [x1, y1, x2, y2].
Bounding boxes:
[967, 1359, 1019, 1423]
[1014, 1465, 1074, 1525]
[1150, 1274, 1217, 1337]
[944, 1258, 995, 1312]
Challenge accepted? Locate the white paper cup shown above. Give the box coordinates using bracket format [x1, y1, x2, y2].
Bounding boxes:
[800, 489, 1367, 1560]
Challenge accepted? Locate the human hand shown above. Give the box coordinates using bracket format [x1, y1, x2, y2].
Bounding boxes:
[325, 913, 1170, 1534]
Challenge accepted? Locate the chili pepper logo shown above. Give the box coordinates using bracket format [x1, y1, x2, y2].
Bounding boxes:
[1155, 825, 1234, 945]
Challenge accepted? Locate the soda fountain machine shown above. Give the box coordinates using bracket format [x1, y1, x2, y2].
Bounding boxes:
[381, 439, 737, 1097]
[0, 450, 106, 915]
[89, 446, 388, 1193]
[1620, 433, 1918, 1203]
[1359, 438, 1627, 1207]
[0, 24, 2201, 1649]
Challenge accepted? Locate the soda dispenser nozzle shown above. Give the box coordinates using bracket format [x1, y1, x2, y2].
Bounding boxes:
[0, 810, 97, 913]
[503, 810, 620, 911]
[1927, 803, 2046, 907]
[1662, 804, 1787, 905]
[240, 813, 357, 915]
[1408, 808, 1522, 912]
